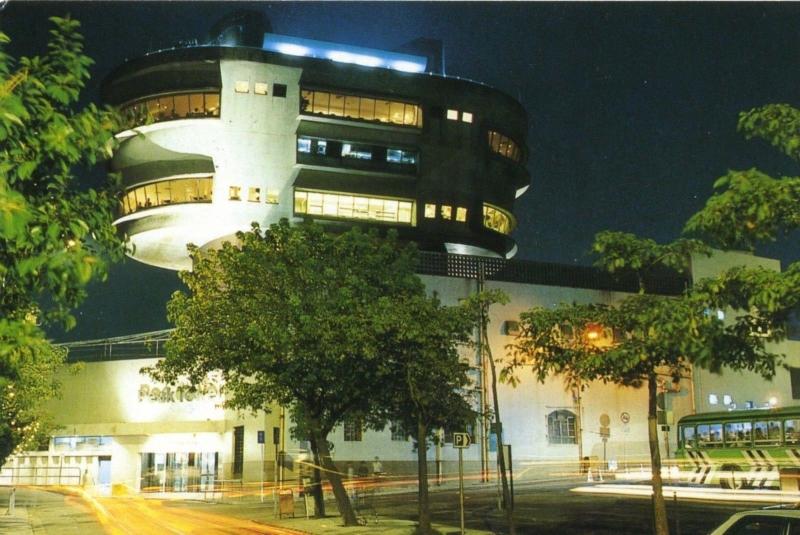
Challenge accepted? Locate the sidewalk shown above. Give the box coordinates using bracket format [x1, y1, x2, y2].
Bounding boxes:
[0, 486, 105, 535]
[0, 501, 32, 535]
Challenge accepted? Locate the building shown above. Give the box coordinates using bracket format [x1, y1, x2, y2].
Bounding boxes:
[3, 13, 799, 496]
[104, 11, 528, 271]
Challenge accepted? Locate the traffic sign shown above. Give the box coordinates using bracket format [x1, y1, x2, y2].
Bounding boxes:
[620, 412, 630, 424]
[453, 432, 471, 448]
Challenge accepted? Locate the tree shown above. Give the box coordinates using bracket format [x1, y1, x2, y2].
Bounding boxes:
[380, 293, 476, 534]
[0, 17, 123, 464]
[461, 290, 516, 533]
[507, 232, 780, 535]
[148, 220, 423, 526]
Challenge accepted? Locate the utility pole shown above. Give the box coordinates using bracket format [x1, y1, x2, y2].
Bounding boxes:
[478, 263, 489, 483]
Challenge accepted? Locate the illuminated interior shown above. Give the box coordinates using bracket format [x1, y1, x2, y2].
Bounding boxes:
[294, 189, 415, 225]
[121, 177, 213, 215]
[488, 130, 522, 163]
[483, 203, 515, 235]
[301, 89, 422, 127]
[120, 92, 221, 128]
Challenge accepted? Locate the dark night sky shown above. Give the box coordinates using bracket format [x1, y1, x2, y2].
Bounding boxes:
[2, 2, 800, 341]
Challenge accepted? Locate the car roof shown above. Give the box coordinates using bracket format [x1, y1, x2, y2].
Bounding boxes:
[732, 509, 800, 519]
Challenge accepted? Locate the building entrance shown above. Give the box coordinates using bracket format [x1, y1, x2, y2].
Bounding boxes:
[140, 451, 218, 492]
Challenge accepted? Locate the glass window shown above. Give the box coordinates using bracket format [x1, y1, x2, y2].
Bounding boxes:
[329, 93, 345, 117]
[248, 187, 260, 202]
[390, 422, 408, 441]
[547, 410, 576, 445]
[293, 189, 415, 226]
[297, 138, 312, 153]
[229, 186, 241, 201]
[697, 423, 723, 448]
[709, 394, 719, 405]
[343, 419, 363, 442]
[374, 99, 391, 123]
[316, 140, 327, 155]
[300, 89, 312, 112]
[447, 109, 459, 120]
[173, 94, 190, 117]
[273, 83, 287, 98]
[424, 203, 436, 218]
[205, 93, 220, 116]
[344, 95, 360, 118]
[441, 205, 452, 220]
[265, 190, 279, 204]
[234, 80, 249, 93]
[389, 101, 405, 124]
[754, 421, 781, 445]
[483, 204, 515, 235]
[724, 422, 752, 447]
[403, 104, 418, 126]
[294, 190, 308, 214]
[456, 207, 468, 222]
[681, 425, 696, 449]
[386, 148, 417, 165]
[462, 111, 473, 123]
[312, 91, 330, 114]
[120, 177, 213, 215]
[254, 82, 268, 95]
[785, 420, 800, 445]
[341, 143, 372, 160]
[487, 130, 522, 163]
[359, 97, 375, 121]
[188, 93, 204, 116]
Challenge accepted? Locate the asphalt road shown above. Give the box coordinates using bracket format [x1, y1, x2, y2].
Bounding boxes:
[365, 478, 768, 534]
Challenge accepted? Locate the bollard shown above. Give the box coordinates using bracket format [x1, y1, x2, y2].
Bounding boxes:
[6, 487, 15, 515]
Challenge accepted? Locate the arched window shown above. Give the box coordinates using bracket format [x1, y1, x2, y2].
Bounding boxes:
[547, 410, 577, 445]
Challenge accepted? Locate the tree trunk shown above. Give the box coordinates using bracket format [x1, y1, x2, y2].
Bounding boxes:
[484, 322, 516, 535]
[312, 427, 358, 526]
[416, 418, 432, 534]
[648, 373, 670, 535]
[308, 435, 326, 518]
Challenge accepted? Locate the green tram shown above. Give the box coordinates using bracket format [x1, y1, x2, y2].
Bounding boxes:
[676, 406, 800, 490]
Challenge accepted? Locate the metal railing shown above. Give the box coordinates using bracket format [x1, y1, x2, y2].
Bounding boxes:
[0, 466, 82, 486]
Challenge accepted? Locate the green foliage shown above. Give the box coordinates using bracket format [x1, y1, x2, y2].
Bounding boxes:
[149, 220, 429, 524]
[0, 17, 124, 465]
[381, 293, 476, 445]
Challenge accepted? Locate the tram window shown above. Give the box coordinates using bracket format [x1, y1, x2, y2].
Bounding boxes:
[681, 426, 696, 449]
[697, 423, 723, 448]
[724, 422, 752, 447]
[754, 420, 782, 445]
[786, 420, 800, 445]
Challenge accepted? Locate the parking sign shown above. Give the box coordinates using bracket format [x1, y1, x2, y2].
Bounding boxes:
[453, 432, 471, 448]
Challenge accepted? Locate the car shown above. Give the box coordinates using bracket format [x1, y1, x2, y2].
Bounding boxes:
[709, 509, 800, 535]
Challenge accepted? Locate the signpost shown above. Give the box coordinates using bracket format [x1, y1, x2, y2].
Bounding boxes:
[453, 432, 471, 535]
[258, 430, 265, 503]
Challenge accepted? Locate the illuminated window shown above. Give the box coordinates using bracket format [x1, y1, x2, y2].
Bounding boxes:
[441, 205, 452, 220]
[341, 143, 372, 160]
[254, 82, 268, 95]
[456, 207, 467, 222]
[446, 109, 459, 121]
[297, 138, 312, 153]
[120, 177, 213, 215]
[424, 204, 436, 218]
[273, 83, 287, 98]
[488, 130, 522, 163]
[248, 187, 260, 202]
[234, 80, 250, 93]
[483, 203, 515, 235]
[265, 190, 279, 204]
[301, 88, 422, 127]
[386, 148, 417, 164]
[708, 394, 718, 405]
[294, 189, 415, 226]
[120, 92, 221, 128]
[316, 140, 327, 155]
[229, 186, 241, 201]
[462, 112, 473, 123]
[343, 419, 363, 442]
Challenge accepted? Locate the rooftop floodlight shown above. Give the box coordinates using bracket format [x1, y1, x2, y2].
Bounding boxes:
[274, 43, 311, 57]
[352, 54, 383, 68]
[391, 60, 426, 73]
